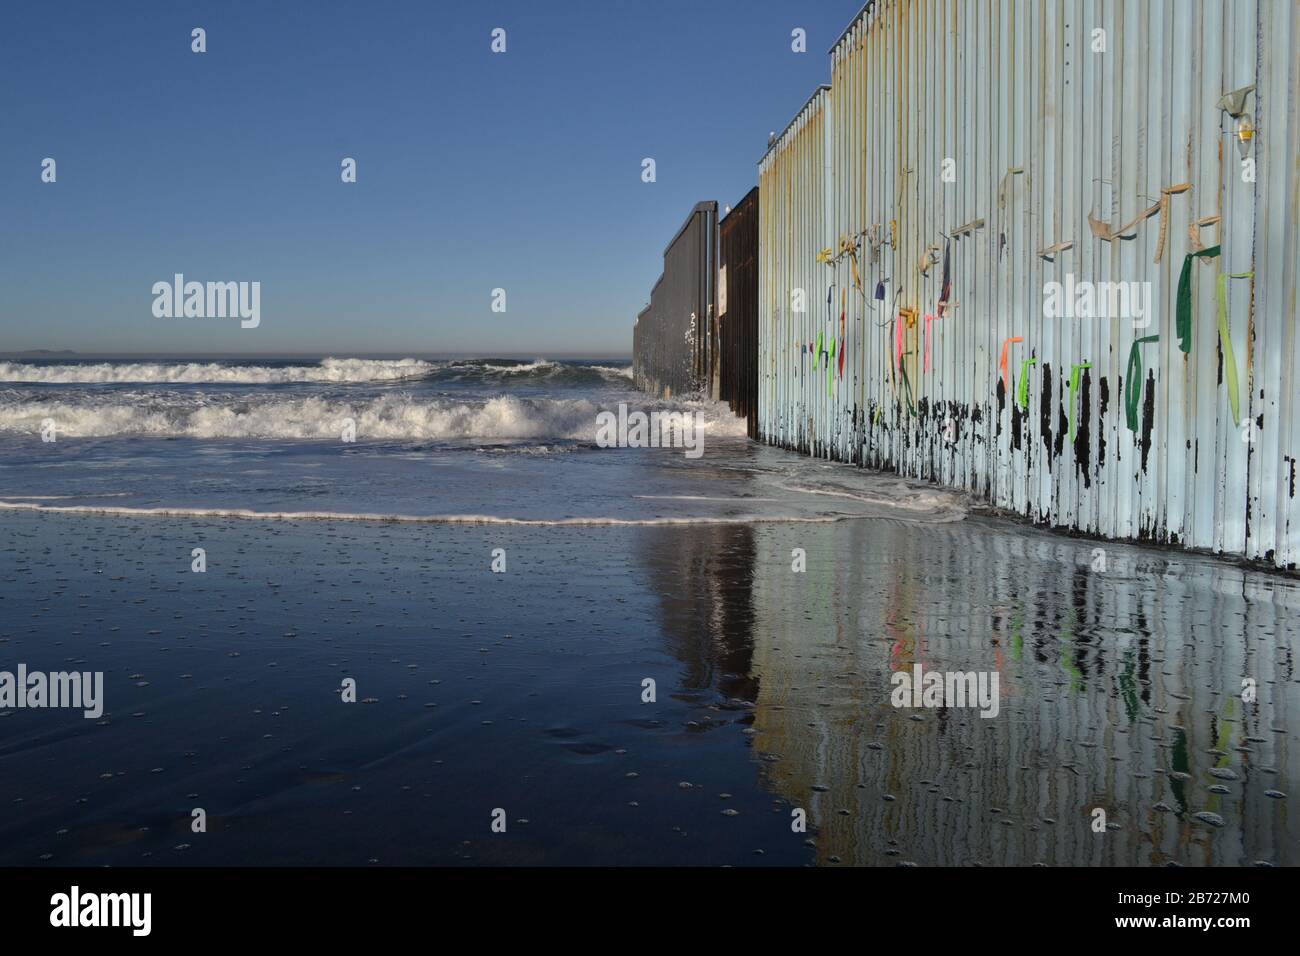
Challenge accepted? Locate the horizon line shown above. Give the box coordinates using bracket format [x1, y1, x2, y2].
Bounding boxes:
[0, 350, 633, 359]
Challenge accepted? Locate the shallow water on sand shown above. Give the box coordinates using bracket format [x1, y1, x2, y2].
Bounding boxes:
[0, 507, 1295, 866]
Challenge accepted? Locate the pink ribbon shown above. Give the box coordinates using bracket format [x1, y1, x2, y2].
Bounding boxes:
[923, 314, 940, 372]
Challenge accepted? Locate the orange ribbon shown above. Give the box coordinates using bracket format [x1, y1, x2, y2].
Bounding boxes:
[999, 336, 1023, 391]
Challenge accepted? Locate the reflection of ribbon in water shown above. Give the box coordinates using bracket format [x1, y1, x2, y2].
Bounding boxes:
[1217, 270, 1253, 426]
[1016, 357, 1036, 411]
[1175, 244, 1220, 353]
[1124, 335, 1160, 432]
[1067, 362, 1092, 442]
[999, 336, 1023, 391]
[923, 314, 941, 372]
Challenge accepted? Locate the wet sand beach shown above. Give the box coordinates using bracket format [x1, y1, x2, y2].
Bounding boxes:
[2, 504, 1294, 866]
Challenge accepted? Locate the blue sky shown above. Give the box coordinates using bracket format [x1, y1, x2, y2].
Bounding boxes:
[0, 0, 861, 356]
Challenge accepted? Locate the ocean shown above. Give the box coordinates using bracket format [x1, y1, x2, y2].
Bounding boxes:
[0, 356, 1295, 865]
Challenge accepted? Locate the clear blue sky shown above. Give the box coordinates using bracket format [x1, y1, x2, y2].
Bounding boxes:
[0, 0, 861, 356]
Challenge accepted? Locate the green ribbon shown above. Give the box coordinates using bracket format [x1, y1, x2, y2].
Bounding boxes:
[1067, 362, 1092, 442]
[1176, 244, 1220, 353]
[1125, 335, 1160, 432]
[1216, 271, 1253, 426]
[1016, 358, 1036, 411]
[814, 331, 823, 370]
[899, 356, 916, 417]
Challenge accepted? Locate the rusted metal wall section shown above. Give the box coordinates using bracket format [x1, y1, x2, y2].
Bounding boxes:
[719, 187, 761, 436]
[634, 201, 719, 399]
[758, 0, 1299, 570]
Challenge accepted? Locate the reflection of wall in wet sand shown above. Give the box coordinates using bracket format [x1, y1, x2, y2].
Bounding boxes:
[639, 523, 759, 703]
[742, 519, 1296, 866]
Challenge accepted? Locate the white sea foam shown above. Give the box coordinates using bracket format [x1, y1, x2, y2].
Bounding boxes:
[776, 480, 964, 514]
[589, 365, 634, 378]
[477, 359, 554, 375]
[0, 393, 748, 441]
[0, 499, 848, 526]
[0, 357, 635, 385]
[0, 357, 437, 385]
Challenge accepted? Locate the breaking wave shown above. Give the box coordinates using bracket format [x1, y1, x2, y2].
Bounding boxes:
[0, 357, 434, 385]
[0, 357, 633, 387]
[0, 392, 745, 441]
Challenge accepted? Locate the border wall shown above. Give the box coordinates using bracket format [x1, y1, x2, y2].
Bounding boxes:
[633, 201, 719, 399]
[719, 187, 761, 435]
[758, 0, 1299, 569]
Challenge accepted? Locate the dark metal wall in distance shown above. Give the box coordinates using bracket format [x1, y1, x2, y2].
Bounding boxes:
[719, 188, 759, 437]
[633, 202, 718, 399]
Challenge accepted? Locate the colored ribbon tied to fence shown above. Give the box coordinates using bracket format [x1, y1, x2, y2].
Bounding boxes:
[937, 239, 952, 316]
[1016, 357, 1036, 411]
[827, 337, 836, 396]
[1217, 270, 1253, 426]
[898, 355, 916, 417]
[1124, 335, 1161, 432]
[1067, 362, 1092, 442]
[923, 314, 940, 372]
[1176, 244, 1221, 353]
[846, 242, 864, 299]
[999, 336, 1023, 392]
[839, 288, 847, 379]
